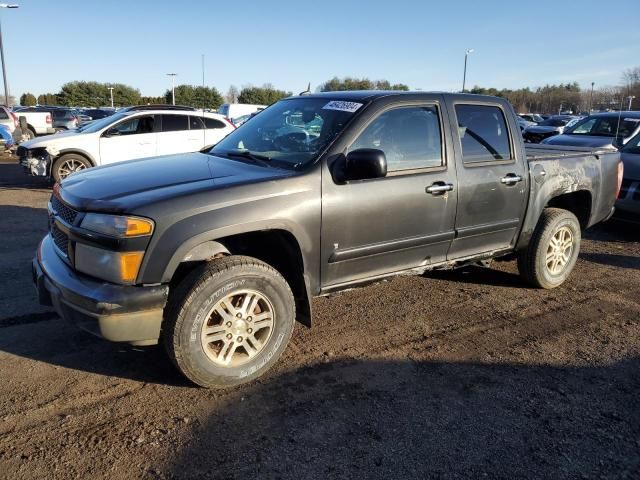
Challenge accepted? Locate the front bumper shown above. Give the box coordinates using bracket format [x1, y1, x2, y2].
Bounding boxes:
[33, 235, 169, 345]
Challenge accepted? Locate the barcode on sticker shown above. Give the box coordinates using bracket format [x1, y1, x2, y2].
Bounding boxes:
[322, 101, 363, 113]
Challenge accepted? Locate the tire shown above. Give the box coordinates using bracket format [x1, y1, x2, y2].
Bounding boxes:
[163, 256, 296, 388]
[52, 154, 92, 182]
[518, 208, 581, 289]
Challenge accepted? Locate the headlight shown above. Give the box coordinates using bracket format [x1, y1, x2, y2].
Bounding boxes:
[80, 213, 154, 237]
[75, 244, 144, 284]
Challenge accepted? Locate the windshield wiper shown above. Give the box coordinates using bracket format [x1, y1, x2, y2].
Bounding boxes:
[214, 149, 272, 167]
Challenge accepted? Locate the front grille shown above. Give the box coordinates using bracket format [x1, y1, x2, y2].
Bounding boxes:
[51, 223, 69, 257]
[50, 195, 78, 225]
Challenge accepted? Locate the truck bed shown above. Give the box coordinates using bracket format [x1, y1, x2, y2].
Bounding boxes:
[525, 144, 614, 161]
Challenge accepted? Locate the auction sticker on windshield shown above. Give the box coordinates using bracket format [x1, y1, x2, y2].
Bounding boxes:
[322, 101, 363, 113]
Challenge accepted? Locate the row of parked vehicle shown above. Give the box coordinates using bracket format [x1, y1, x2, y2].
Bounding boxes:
[516, 110, 640, 222]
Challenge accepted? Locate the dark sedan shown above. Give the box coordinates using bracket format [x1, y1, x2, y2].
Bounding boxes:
[522, 115, 579, 143]
[542, 112, 640, 149]
[616, 131, 640, 223]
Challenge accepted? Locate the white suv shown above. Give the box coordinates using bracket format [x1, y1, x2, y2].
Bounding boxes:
[18, 106, 235, 181]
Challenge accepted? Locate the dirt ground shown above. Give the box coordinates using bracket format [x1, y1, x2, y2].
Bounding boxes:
[0, 159, 639, 480]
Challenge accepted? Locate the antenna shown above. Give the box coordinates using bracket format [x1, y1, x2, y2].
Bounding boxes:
[299, 82, 311, 96]
[614, 94, 624, 145]
[201, 53, 206, 146]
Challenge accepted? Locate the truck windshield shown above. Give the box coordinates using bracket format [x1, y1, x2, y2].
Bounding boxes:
[210, 98, 363, 169]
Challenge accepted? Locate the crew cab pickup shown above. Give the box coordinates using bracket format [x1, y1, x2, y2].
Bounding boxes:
[33, 92, 622, 388]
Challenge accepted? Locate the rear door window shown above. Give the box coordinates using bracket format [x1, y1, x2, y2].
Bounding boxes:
[455, 104, 512, 163]
[161, 114, 189, 132]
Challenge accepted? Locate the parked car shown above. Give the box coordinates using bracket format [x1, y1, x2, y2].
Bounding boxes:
[81, 108, 114, 120]
[518, 113, 544, 124]
[218, 103, 266, 120]
[231, 114, 252, 127]
[0, 123, 15, 149]
[517, 117, 536, 131]
[522, 115, 579, 143]
[542, 112, 640, 149]
[0, 105, 18, 133]
[18, 107, 235, 181]
[615, 131, 640, 223]
[32, 92, 621, 388]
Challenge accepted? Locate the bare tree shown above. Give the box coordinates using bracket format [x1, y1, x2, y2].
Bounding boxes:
[225, 85, 239, 104]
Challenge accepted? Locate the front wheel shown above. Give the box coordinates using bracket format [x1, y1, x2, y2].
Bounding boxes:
[52, 154, 91, 182]
[163, 256, 295, 388]
[518, 208, 581, 289]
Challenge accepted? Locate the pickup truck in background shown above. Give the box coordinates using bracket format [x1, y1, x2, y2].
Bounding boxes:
[13, 107, 55, 140]
[33, 92, 622, 388]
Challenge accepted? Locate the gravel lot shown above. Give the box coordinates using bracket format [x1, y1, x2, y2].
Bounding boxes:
[0, 159, 638, 480]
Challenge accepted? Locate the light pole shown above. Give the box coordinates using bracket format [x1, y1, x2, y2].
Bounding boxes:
[589, 82, 595, 113]
[628, 96, 636, 111]
[0, 3, 18, 106]
[107, 87, 114, 108]
[166, 73, 177, 105]
[462, 48, 474, 93]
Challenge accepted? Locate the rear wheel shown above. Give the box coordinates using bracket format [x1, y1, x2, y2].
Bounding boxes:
[52, 154, 91, 182]
[518, 208, 581, 289]
[163, 256, 295, 388]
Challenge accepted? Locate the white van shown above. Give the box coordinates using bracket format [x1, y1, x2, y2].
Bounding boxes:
[218, 103, 266, 121]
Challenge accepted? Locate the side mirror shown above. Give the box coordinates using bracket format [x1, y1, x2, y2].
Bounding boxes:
[103, 128, 120, 137]
[344, 148, 387, 181]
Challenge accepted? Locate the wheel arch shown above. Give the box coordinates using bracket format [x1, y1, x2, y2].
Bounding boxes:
[545, 190, 592, 229]
[166, 229, 313, 328]
[56, 149, 97, 167]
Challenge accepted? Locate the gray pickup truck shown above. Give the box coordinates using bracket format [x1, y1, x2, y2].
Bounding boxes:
[33, 92, 622, 388]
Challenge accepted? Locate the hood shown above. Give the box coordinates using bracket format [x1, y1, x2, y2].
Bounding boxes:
[21, 129, 84, 149]
[58, 153, 294, 212]
[621, 151, 640, 180]
[542, 134, 617, 148]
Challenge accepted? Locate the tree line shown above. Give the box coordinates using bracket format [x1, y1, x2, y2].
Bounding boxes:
[18, 77, 410, 109]
[17, 67, 640, 113]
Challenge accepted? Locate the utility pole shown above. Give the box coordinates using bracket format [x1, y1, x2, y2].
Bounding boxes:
[462, 49, 474, 93]
[589, 82, 595, 113]
[108, 87, 114, 108]
[0, 3, 19, 106]
[166, 73, 177, 105]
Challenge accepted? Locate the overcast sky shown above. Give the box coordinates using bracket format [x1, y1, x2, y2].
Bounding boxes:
[4, 0, 638, 97]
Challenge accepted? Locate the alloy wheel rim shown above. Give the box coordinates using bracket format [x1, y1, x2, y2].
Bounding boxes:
[200, 289, 275, 367]
[58, 159, 86, 179]
[546, 226, 574, 275]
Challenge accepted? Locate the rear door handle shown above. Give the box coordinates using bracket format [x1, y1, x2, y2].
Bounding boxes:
[500, 174, 523, 185]
[426, 182, 454, 195]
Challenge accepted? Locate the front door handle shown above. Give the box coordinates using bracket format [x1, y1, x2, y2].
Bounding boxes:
[500, 174, 523, 185]
[426, 182, 454, 195]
